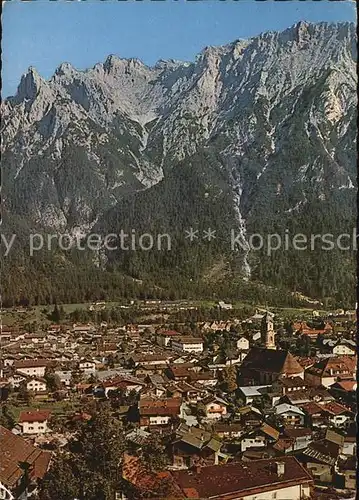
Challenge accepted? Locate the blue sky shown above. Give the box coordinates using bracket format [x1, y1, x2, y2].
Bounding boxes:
[2, 0, 356, 97]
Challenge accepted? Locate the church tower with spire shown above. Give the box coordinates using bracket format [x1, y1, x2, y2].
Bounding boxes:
[261, 312, 276, 350]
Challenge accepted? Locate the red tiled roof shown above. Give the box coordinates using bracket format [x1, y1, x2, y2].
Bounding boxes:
[169, 366, 192, 378]
[76, 383, 93, 390]
[241, 348, 303, 376]
[299, 402, 324, 416]
[273, 437, 294, 452]
[173, 337, 203, 344]
[322, 402, 351, 415]
[71, 412, 92, 422]
[333, 380, 356, 392]
[295, 357, 319, 368]
[260, 423, 280, 441]
[139, 397, 181, 416]
[19, 409, 51, 423]
[306, 355, 356, 378]
[132, 354, 171, 362]
[102, 376, 145, 388]
[157, 330, 180, 336]
[293, 321, 308, 332]
[171, 457, 313, 499]
[14, 359, 50, 369]
[301, 329, 327, 336]
[284, 427, 312, 438]
[188, 371, 216, 382]
[0, 425, 51, 488]
[123, 454, 183, 497]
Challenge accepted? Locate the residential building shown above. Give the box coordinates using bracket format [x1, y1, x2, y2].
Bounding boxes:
[274, 404, 305, 426]
[213, 423, 244, 440]
[102, 376, 146, 397]
[332, 340, 356, 356]
[171, 425, 223, 469]
[0, 425, 51, 500]
[188, 371, 217, 387]
[337, 456, 356, 490]
[139, 398, 181, 429]
[202, 396, 228, 420]
[130, 353, 171, 367]
[236, 406, 263, 427]
[13, 359, 49, 378]
[18, 409, 52, 435]
[321, 402, 353, 428]
[299, 402, 327, 428]
[72, 323, 95, 334]
[282, 428, 312, 452]
[300, 439, 340, 484]
[272, 376, 308, 396]
[304, 356, 356, 387]
[78, 359, 96, 373]
[236, 337, 249, 351]
[171, 457, 313, 499]
[238, 385, 270, 405]
[26, 377, 47, 393]
[171, 337, 204, 354]
[240, 423, 279, 453]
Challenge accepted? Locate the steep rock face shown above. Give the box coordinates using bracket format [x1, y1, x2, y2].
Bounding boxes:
[1, 21, 357, 300]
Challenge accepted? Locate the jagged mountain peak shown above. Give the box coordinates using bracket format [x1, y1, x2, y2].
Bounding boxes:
[15, 66, 46, 101]
[103, 54, 148, 74]
[54, 62, 76, 77]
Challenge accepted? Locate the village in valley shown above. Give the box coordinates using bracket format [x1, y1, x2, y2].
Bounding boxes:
[0, 299, 356, 500]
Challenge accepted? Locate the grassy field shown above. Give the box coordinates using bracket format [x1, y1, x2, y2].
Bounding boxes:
[9, 399, 80, 420]
[1, 299, 328, 329]
[2, 303, 93, 326]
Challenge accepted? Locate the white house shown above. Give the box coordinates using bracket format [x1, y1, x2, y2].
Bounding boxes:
[323, 403, 352, 428]
[171, 337, 203, 353]
[240, 424, 279, 453]
[14, 360, 49, 378]
[26, 378, 47, 393]
[240, 434, 266, 453]
[139, 398, 181, 429]
[274, 404, 305, 426]
[238, 385, 271, 405]
[55, 370, 72, 387]
[19, 410, 51, 435]
[202, 396, 228, 420]
[236, 337, 250, 351]
[78, 359, 96, 373]
[332, 340, 356, 356]
[283, 428, 313, 452]
[102, 376, 146, 397]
